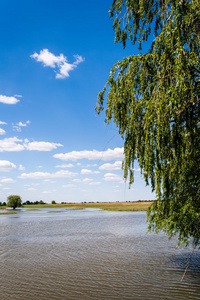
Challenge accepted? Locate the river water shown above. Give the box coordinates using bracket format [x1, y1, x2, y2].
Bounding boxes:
[0, 208, 199, 300]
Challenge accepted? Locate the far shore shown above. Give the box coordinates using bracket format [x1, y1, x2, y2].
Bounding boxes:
[1, 201, 153, 213]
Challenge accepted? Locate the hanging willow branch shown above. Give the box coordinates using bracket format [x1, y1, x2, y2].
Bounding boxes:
[96, 0, 200, 247]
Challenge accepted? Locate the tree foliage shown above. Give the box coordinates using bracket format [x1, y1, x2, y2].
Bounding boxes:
[96, 0, 200, 247]
[7, 195, 22, 210]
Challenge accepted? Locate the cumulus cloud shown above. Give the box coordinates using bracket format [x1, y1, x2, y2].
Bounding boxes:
[42, 189, 57, 194]
[18, 121, 30, 127]
[18, 170, 77, 179]
[0, 137, 25, 152]
[25, 141, 63, 151]
[55, 164, 74, 168]
[0, 95, 20, 104]
[30, 49, 84, 79]
[43, 179, 56, 183]
[86, 164, 98, 167]
[19, 164, 25, 171]
[0, 160, 17, 172]
[71, 178, 101, 185]
[0, 128, 6, 135]
[99, 161, 122, 171]
[88, 182, 101, 185]
[0, 121, 7, 125]
[81, 169, 100, 175]
[103, 173, 124, 182]
[0, 178, 16, 183]
[13, 120, 30, 132]
[0, 137, 63, 152]
[62, 184, 76, 188]
[54, 147, 124, 161]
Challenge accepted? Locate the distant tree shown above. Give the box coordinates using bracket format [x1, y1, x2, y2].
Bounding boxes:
[51, 200, 56, 204]
[7, 195, 22, 210]
[39, 200, 45, 205]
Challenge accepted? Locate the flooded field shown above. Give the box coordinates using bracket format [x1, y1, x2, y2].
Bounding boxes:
[0, 208, 199, 299]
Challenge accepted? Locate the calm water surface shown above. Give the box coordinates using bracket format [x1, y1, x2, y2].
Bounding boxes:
[0, 208, 199, 300]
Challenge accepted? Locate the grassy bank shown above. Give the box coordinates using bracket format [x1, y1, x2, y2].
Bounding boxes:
[0, 211, 18, 215]
[23, 201, 152, 211]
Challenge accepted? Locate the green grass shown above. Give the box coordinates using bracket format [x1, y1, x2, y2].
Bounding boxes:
[65, 207, 84, 210]
[23, 201, 153, 211]
[26, 208, 41, 211]
[0, 211, 18, 215]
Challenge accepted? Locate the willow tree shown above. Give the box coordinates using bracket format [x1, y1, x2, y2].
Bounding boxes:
[96, 0, 200, 247]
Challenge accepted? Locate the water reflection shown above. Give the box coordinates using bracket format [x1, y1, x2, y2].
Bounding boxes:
[0, 209, 199, 300]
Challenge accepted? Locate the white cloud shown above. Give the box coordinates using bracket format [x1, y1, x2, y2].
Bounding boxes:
[31, 49, 64, 67]
[17, 121, 30, 127]
[0, 121, 7, 125]
[54, 147, 124, 161]
[86, 164, 98, 167]
[13, 120, 30, 132]
[82, 178, 93, 184]
[55, 164, 74, 168]
[0, 128, 6, 135]
[24, 183, 40, 187]
[0, 137, 25, 152]
[72, 179, 82, 183]
[81, 169, 100, 174]
[12, 126, 21, 132]
[25, 141, 63, 151]
[0, 95, 20, 104]
[42, 189, 57, 194]
[62, 184, 76, 188]
[31, 49, 84, 79]
[43, 179, 56, 183]
[72, 178, 93, 184]
[27, 188, 36, 191]
[14, 94, 22, 98]
[103, 173, 124, 182]
[0, 137, 63, 152]
[19, 164, 25, 171]
[89, 182, 101, 185]
[0, 178, 16, 183]
[0, 160, 17, 172]
[99, 161, 122, 171]
[18, 170, 77, 179]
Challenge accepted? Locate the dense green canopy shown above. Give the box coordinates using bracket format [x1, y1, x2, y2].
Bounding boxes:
[96, 0, 200, 247]
[7, 195, 22, 210]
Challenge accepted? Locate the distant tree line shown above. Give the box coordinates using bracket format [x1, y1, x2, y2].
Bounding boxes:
[22, 200, 46, 205]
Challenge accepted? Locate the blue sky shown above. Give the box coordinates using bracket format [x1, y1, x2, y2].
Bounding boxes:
[0, 0, 155, 203]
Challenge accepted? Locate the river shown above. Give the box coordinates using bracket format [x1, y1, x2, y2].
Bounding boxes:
[0, 208, 199, 299]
